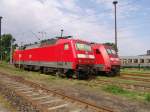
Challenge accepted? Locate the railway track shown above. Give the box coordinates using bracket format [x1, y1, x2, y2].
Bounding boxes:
[122, 72, 150, 75]
[119, 75, 150, 82]
[122, 73, 150, 78]
[94, 78, 150, 92]
[0, 72, 116, 112]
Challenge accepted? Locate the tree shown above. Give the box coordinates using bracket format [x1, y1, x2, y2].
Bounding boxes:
[1, 34, 17, 62]
[103, 42, 116, 50]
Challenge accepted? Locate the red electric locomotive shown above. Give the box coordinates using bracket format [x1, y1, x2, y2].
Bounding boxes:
[13, 37, 95, 79]
[92, 43, 120, 76]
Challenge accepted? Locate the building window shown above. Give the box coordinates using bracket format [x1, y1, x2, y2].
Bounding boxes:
[64, 43, 69, 50]
[128, 59, 132, 63]
[140, 59, 144, 63]
[133, 59, 138, 63]
[146, 59, 150, 63]
[123, 59, 127, 64]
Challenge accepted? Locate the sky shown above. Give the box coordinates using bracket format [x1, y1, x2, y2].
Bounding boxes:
[0, 0, 150, 56]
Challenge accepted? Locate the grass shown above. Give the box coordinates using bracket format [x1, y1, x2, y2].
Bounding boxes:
[103, 85, 128, 94]
[96, 76, 143, 84]
[121, 68, 150, 74]
[0, 93, 16, 112]
[0, 62, 58, 81]
[145, 93, 150, 102]
[103, 85, 150, 102]
[0, 62, 150, 103]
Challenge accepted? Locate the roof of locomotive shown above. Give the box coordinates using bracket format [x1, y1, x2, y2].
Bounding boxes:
[56, 38, 90, 44]
[91, 43, 104, 48]
[91, 43, 114, 50]
[17, 37, 90, 50]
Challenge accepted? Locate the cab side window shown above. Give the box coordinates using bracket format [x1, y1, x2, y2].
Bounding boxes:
[64, 43, 69, 50]
[96, 49, 100, 54]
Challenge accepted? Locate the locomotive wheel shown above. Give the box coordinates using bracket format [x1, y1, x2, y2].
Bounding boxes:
[75, 70, 89, 80]
[14, 64, 19, 68]
[43, 67, 48, 74]
[22, 65, 28, 71]
[107, 69, 120, 77]
[108, 71, 115, 77]
[29, 65, 33, 71]
[40, 67, 44, 74]
[55, 72, 65, 77]
[55, 69, 65, 77]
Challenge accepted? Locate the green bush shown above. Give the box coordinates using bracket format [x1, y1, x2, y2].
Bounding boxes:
[145, 94, 150, 102]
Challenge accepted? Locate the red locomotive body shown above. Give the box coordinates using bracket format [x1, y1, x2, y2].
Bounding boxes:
[13, 38, 95, 79]
[92, 43, 120, 76]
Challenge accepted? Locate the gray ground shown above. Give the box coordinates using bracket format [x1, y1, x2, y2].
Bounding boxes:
[0, 103, 10, 112]
[45, 83, 150, 112]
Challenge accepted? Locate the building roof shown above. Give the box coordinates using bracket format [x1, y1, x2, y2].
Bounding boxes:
[120, 55, 150, 59]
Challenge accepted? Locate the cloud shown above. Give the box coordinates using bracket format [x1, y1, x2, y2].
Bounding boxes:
[0, 0, 113, 41]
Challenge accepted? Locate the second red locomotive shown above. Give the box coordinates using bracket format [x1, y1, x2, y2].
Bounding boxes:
[92, 43, 120, 76]
[13, 37, 95, 79]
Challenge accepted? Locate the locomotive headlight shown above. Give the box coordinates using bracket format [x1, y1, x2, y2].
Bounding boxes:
[110, 58, 119, 61]
[110, 58, 114, 61]
[77, 54, 86, 58]
[77, 54, 95, 59]
[89, 55, 95, 59]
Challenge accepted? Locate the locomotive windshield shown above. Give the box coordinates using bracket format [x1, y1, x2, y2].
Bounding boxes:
[76, 43, 92, 51]
[106, 48, 116, 55]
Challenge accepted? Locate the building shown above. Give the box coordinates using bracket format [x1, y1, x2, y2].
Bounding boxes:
[147, 50, 150, 55]
[120, 50, 150, 68]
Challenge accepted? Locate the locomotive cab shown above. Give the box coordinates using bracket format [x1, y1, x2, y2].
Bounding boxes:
[74, 42, 95, 78]
[92, 44, 120, 76]
[105, 46, 120, 76]
[76, 42, 95, 64]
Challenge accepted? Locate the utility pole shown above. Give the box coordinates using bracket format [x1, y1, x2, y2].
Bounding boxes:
[0, 16, 2, 61]
[61, 29, 63, 37]
[113, 1, 118, 53]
